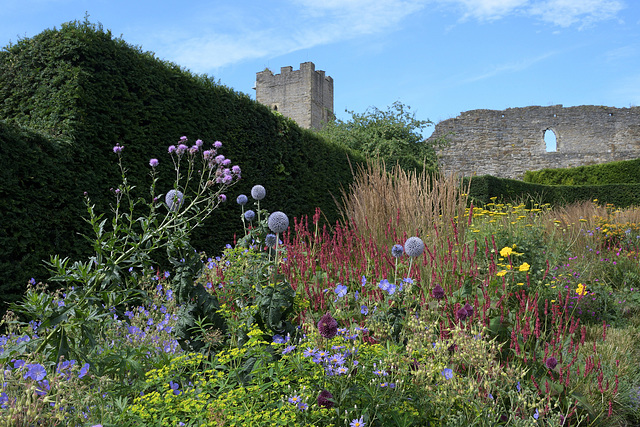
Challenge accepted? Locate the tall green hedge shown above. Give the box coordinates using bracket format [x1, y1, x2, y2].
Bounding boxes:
[466, 175, 640, 208]
[523, 158, 640, 185]
[0, 20, 364, 307]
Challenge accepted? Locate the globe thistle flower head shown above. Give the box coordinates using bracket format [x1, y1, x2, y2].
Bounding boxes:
[265, 234, 277, 248]
[318, 312, 338, 339]
[404, 237, 425, 257]
[317, 389, 335, 408]
[236, 194, 248, 205]
[391, 244, 404, 258]
[432, 284, 445, 300]
[545, 357, 558, 370]
[244, 210, 256, 221]
[268, 211, 289, 233]
[251, 185, 266, 201]
[165, 190, 184, 212]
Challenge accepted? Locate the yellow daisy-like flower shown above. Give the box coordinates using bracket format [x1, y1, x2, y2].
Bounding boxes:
[518, 262, 530, 272]
[496, 270, 507, 277]
[575, 283, 587, 296]
[499, 247, 513, 257]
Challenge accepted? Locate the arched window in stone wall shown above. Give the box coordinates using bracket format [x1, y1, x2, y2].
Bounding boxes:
[544, 129, 557, 152]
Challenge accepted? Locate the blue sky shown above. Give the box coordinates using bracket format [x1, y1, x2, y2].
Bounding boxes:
[2, 0, 638, 136]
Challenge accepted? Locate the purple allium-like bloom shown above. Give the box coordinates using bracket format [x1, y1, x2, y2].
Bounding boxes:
[391, 244, 404, 258]
[112, 144, 124, 154]
[149, 158, 159, 167]
[24, 364, 47, 381]
[463, 303, 474, 318]
[219, 194, 227, 202]
[268, 211, 289, 233]
[317, 390, 334, 408]
[318, 312, 338, 339]
[236, 194, 248, 205]
[457, 306, 469, 321]
[244, 210, 256, 221]
[251, 185, 266, 201]
[545, 357, 558, 370]
[432, 284, 445, 300]
[165, 190, 184, 212]
[404, 236, 425, 257]
[213, 140, 222, 149]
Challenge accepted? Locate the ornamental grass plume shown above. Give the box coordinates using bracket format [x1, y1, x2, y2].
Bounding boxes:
[318, 312, 338, 339]
[165, 190, 184, 212]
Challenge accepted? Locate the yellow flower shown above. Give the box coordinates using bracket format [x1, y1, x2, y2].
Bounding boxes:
[496, 270, 507, 277]
[517, 283, 524, 286]
[518, 262, 530, 272]
[575, 283, 587, 296]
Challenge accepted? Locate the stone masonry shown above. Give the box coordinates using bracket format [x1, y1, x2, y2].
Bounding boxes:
[255, 62, 334, 130]
[429, 105, 640, 179]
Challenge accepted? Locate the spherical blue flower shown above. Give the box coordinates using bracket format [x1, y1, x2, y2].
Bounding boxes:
[251, 185, 266, 201]
[165, 190, 184, 212]
[391, 244, 404, 258]
[404, 236, 425, 257]
[236, 194, 248, 205]
[268, 211, 289, 233]
[265, 233, 277, 248]
[244, 210, 256, 221]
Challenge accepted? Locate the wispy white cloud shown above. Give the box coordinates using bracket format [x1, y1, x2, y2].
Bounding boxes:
[459, 50, 560, 84]
[163, 0, 427, 71]
[438, 0, 625, 27]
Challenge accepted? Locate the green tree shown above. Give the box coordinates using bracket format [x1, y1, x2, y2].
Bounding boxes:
[317, 101, 442, 172]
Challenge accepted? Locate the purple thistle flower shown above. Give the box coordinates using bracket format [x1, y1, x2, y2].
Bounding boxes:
[213, 141, 222, 149]
[168, 145, 176, 154]
[112, 144, 123, 154]
[318, 312, 338, 339]
[177, 144, 188, 154]
[195, 139, 203, 147]
[317, 390, 334, 408]
[149, 158, 159, 167]
[219, 194, 227, 202]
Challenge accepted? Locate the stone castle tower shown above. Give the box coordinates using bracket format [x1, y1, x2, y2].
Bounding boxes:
[255, 62, 334, 130]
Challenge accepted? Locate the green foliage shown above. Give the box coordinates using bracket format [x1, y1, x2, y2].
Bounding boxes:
[524, 157, 640, 185]
[466, 175, 640, 209]
[0, 19, 365, 307]
[316, 101, 440, 172]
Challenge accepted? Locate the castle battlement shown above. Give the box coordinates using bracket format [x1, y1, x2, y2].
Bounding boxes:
[255, 62, 334, 129]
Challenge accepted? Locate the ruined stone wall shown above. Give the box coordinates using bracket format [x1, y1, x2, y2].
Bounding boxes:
[429, 105, 640, 179]
[255, 62, 333, 129]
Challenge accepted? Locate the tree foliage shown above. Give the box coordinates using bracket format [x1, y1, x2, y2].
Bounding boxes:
[316, 101, 441, 172]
